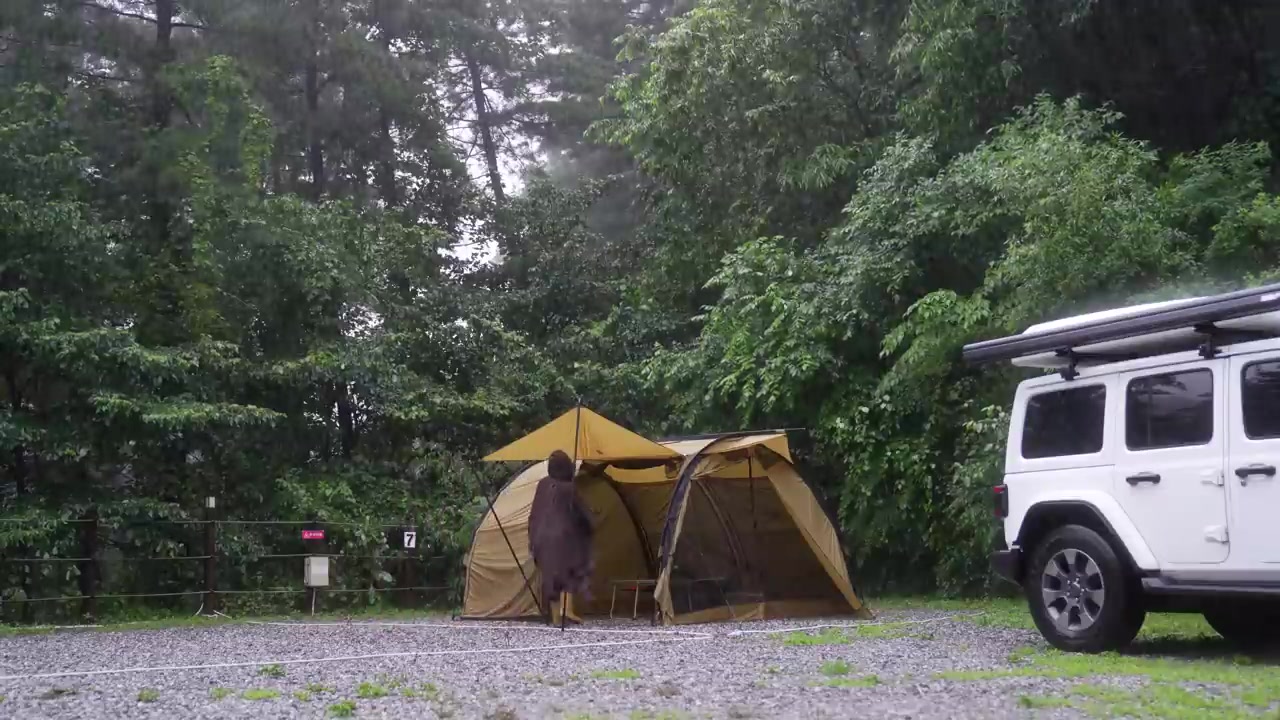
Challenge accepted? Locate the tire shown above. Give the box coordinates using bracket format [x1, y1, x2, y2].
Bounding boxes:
[1203, 601, 1280, 649]
[1023, 524, 1145, 653]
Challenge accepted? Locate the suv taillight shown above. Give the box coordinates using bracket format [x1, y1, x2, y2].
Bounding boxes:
[993, 484, 1008, 519]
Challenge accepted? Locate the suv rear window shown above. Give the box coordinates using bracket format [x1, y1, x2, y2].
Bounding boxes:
[1242, 360, 1280, 439]
[1021, 385, 1107, 459]
[1125, 369, 1213, 450]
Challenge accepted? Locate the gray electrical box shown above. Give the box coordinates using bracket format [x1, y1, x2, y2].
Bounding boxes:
[304, 556, 329, 587]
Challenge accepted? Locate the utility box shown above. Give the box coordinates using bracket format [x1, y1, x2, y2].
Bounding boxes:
[304, 556, 329, 587]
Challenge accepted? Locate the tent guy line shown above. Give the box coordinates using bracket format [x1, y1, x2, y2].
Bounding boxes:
[246, 619, 715, 637]
[249, 613, 984, 639]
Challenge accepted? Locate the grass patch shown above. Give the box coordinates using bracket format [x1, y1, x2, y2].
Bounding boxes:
[821, 675, 881, 688]
[1007, 645, 1037, 664]
[933, 634, 1280, 719]
[590, 668, 641, 681]
[357, 681, 389, 699]
[209, 687, 234, 701]
[293, 690, 312, 702]
[399, 681, 441, 699]
[629, 711, 691, 720]
[242, 688, 281, 701]
[820, 659, 852, 677]
[257, 663, 286, 678]
[136, 688, 159, 703]
[1068, 682, 1270, 720]
[777, 627, 850, 646]
[328, 700, 357, 717]
[857, 622, 935, 641]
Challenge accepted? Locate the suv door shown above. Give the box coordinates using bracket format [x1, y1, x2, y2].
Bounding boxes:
[1227, 352, 1280, 565]
[1113, 360, 1228, 564]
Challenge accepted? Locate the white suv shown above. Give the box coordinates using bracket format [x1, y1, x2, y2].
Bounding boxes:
[963, 284, 1280, 653]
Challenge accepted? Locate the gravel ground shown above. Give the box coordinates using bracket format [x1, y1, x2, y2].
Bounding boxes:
[0, 609, 1107, 719]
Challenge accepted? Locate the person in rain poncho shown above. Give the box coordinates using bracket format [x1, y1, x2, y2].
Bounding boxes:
[528, 449, 595, 625]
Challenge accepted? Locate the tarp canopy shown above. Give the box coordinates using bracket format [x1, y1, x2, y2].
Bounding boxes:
[482, 406, 681, 463]
[464, 421, 869, 625]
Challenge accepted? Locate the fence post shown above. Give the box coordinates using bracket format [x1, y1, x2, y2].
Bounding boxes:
[203, 496, 218, 614]
[78, 507, 99, 622]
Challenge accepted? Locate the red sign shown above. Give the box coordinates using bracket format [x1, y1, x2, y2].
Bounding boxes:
[302, 529, 325, 540]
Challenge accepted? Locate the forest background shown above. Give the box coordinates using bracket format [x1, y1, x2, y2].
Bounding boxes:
[5, 0, 1280, 616]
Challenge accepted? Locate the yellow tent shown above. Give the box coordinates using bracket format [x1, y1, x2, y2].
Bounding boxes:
[464, 411, 870, 624]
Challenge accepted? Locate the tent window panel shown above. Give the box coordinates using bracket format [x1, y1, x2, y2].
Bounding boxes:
[668, 480, 742, 615]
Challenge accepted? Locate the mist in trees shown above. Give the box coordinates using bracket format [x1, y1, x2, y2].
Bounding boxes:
[4, 0, 1280, 607]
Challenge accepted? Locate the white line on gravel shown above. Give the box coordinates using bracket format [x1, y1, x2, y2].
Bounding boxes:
[0, 635, 710, 682]
[723, 611, 985, 636]
[0, 612, 985, 684]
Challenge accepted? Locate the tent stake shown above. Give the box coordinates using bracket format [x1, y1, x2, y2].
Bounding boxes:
[483, 489, 543, 618]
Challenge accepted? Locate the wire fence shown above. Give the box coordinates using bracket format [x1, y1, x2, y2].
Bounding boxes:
[0, 505, 461, 625]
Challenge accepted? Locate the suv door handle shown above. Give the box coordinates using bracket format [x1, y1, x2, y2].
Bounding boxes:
[1234, 464, 1276, 485]
[1125, 472, 1161, 485]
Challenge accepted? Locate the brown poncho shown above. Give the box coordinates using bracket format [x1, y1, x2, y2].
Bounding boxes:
[528, 450, 595, 615]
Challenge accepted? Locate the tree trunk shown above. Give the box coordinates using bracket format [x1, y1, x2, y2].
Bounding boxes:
[465, 50, 504, 206]
[377, 107, 399, 207]
[337, 390, 355, 459]
[304, 0, 325, 201]
[305, 56, 325, 201]
[5, 369, 32, 622]
[375, 7, 400, 208]
[5, 370, 27, 496]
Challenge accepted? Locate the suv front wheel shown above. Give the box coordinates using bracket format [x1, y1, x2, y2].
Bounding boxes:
[1024, 524, 1145, 653]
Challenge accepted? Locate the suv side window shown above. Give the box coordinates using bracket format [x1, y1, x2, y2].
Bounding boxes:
[1125, 369, 1213, 450]
[1242, 359, 1280, 439]
[1021, 385, 1106, 459]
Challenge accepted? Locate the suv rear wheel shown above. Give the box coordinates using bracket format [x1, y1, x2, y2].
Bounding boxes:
[1024, 524, 1145, 653]
[1203, 601, 1280, 649]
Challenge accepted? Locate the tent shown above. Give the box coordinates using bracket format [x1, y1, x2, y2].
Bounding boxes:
[462, 408, 870, 624]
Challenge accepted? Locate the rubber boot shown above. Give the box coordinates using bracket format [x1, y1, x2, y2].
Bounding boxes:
[550, 593, 583, 626]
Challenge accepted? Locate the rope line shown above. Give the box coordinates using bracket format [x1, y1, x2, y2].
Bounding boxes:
[0, 612, 982, 682]
[0, 635, 709, 682]
[723, 611, 985, 636]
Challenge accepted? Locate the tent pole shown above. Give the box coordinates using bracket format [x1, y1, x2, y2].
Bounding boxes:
[567, 399, 581, 632]
[483, 488, 543, 618]
[571, 401, 582, 465]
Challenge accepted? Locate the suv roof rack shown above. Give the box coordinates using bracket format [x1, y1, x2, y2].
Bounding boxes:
[961, 283, 1280, 377]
